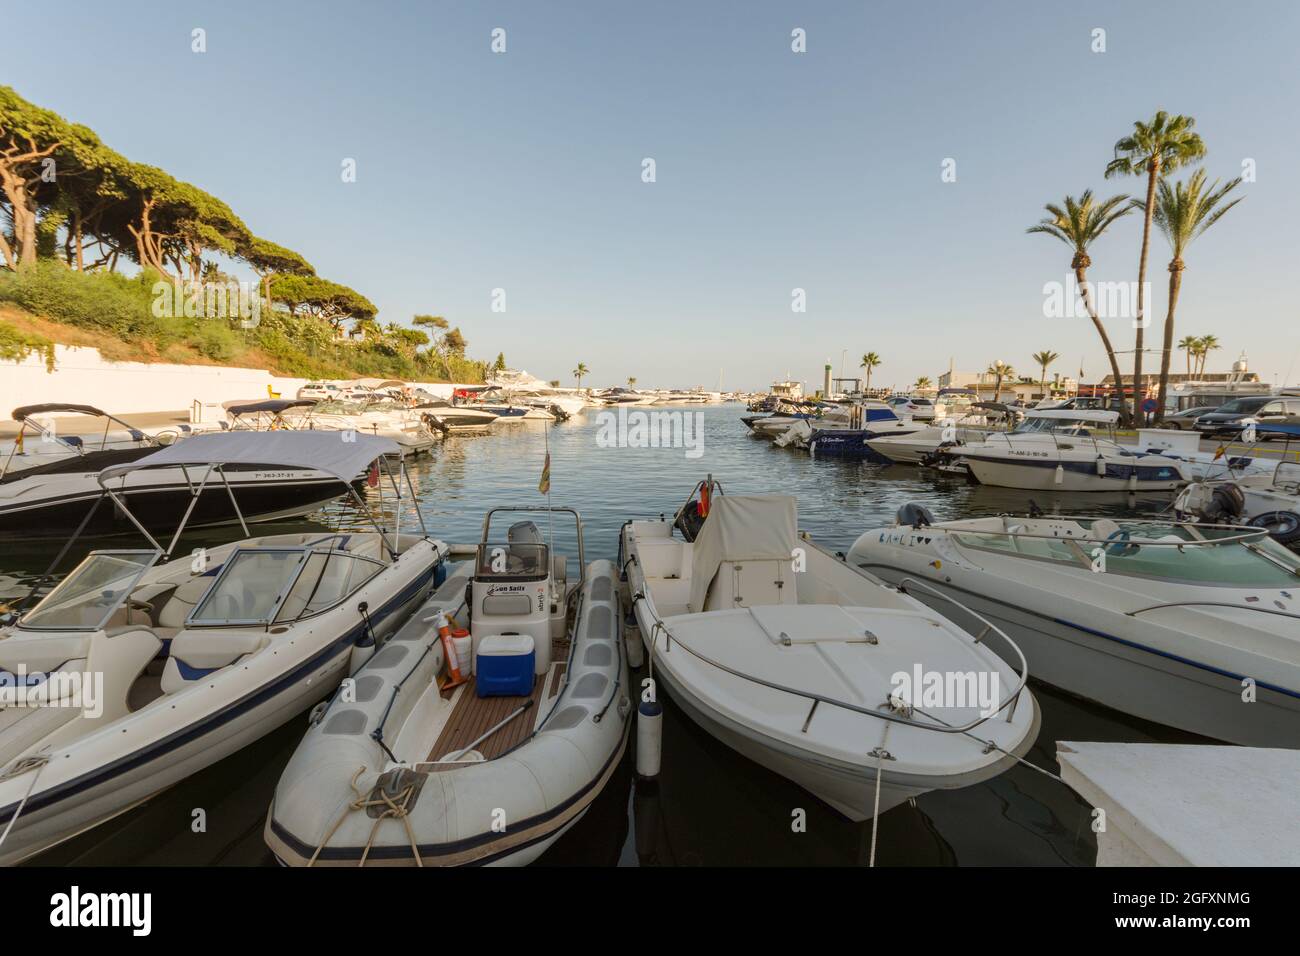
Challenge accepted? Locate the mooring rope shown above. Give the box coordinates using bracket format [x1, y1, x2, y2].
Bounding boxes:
[867, 723, 892, 868]
[308, 765, 424, 868]
[0, 752, 50, 853]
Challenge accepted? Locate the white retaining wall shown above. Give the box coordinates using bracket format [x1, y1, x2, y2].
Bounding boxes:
[1, 345, 459, 420]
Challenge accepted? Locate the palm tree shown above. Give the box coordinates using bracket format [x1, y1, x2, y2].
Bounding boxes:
[1027, 191, 1135, 421]
[860, 353, 882, 395]
[627, 376, 637, 388]
[1150, 175, 1243, 419]
[1032, 350, 1060, 401]
[1105, 112, 1207, 417]
[986, 361, 1014, 402]
[573, 362, 589, 388]
[1178, 335, 1199, 379]
[1196, 334, 1221, 378]
[914, 376, 932, 391]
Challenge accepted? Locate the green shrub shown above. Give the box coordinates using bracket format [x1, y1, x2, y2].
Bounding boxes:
[0, 263, 486, 383]
[0, 322, 56, 371]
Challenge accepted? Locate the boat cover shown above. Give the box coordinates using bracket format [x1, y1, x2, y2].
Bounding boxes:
[688, 494, 798, 613]
[97, 431, 398, 484]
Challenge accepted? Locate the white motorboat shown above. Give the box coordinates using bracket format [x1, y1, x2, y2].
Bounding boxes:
[1, 404, 169, 479]
[1175, 454, 1300, 548]
[849, 507, 1300, 747]
[414, 398, 500, 435]
[598, 388, 659, 407]
[282, 398, 440, 454]
[0, 432, 449, 865]
[222, 398, 319, 431]
[0, 406, 358, 539]
[741, 401, 824, 438]
[266, 507, 631, 866]
[804, 401, 926, 459]
[620, 480, 1039, 821]
[937, 409, 1188, 491]
[865, 404, 1011, 465]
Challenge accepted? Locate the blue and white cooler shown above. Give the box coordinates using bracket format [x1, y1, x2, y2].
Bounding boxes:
[475, 633, 536, 697]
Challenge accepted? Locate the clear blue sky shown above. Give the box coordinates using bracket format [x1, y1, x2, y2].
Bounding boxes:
[6, 0, 1298, 390]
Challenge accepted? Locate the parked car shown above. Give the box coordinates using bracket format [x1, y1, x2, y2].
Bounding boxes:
[297, 382, 343, 401]
[1161, 405, 1219, 430]
[1195, 395, 1300, 438]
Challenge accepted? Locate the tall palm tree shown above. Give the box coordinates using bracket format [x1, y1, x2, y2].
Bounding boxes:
[1151, 174, 1241, 419]
[986, 361, 1014, 402]
[860, 352, 882, 394]
[573, 362, 589, 388]
[1104, 111, 1207, 415]
[1177, 335, 1199, 379]
[914, 376, 932, 391]
[627, 376, 637, 387]
[1196, 333, 1221, 378]
[1032, 350, 1060, 401]
[1027, 191, 1135, 421]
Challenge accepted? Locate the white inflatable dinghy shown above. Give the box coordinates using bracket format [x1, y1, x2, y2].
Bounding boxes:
[266, 507, 632, 866]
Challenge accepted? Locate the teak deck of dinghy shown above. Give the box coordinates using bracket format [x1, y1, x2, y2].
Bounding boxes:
[426, 656, 568, 766]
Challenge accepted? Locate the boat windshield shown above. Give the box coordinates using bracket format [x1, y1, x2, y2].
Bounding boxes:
[1010, 417, 1097, 436]
[188, 549, 310, 626]
[20, 550, 161, 631]
[953, 523, 1300, 586]
[476, 542, 549, 580]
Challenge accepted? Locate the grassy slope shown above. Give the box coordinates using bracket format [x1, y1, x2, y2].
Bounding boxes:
[0, 264, 483, 382]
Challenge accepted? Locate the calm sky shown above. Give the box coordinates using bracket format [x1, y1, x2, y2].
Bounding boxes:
[6, 0, 1298, 390]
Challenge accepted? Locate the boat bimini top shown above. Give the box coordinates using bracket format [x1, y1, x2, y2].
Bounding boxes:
[1, 404, 160, 479]
[5, 432, 426, 622]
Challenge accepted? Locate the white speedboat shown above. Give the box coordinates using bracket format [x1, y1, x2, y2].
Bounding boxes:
[1, 404, 165, 479]
[849, 507, 1300, 747]
[414, 399, 500, 435]
[1175, 454, 1300, 548]
[0, 432, 448, 865]
[865, 405, 1010, 464]
[805, 401, 926, 459]
[938, 410, 1188, 491]
[266, 507, 630, 866]
[620, 480, 1038, 821]
[0, 407, 357, 539]
[282, 399, 440, 454]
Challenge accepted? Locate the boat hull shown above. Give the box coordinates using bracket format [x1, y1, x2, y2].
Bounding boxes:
[861, 565, 1300, 748]
[959, 455, 1185, 491]
[0, 468, 363, 538]
[0, 544, 442, 865]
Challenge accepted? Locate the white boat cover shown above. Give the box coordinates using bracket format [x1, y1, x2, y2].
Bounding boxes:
[96, 431, 398, 484]
[689, 494, 798, 613]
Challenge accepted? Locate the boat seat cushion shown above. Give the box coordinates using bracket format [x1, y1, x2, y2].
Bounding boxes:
[0, 637, 90, 676]
[161, 629, 266, 693]
[157, 574, 221, 629]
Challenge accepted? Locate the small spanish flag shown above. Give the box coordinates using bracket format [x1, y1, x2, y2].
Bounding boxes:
[538, 452, 550, 495]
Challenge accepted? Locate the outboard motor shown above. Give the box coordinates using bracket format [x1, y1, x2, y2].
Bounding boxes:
[1175, 482, 1245, 524]
[897, 503, 935, 529]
